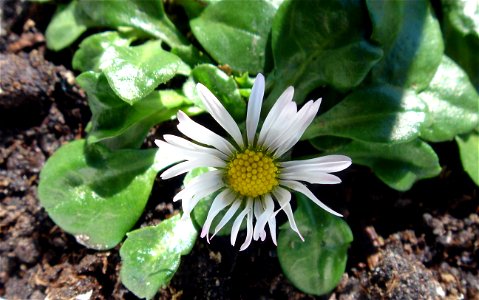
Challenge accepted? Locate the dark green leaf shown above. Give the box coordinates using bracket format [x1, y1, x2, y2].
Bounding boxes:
[77, 72, 192, 150]
[419, 56, 479, 142]
[267, 0, 382, 108]
[192, 64, 246, 121]
[320, 139, 441, 191]
[120, 215, 197, 300]
[38, 140, 159, 249]
[72, 31, 131, 72]
[366, 0, 444, 91]
[456, 130, 479, 186]
[78, 0, 188, 47]
[303, 85, 426, 143]
[278, 194, 353, 296]
[190, 0, 276, 73]
[45, 1, 91, 51]
[100, 41, 187, 104]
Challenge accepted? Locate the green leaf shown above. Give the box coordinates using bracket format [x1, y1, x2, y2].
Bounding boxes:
[100, 41, 186, 104]
[45, 1, 91, 51]
[77, 72, 192, 150]
[317, 139, 441, 191]
[419, 56, 479, 142]
[120, 214, 197, 300]
[191, 64, 246, 121]
[190, 0, 276, 73]
[267, 0, 383, 107]
[303, 85, 426, 143]
[277, 194, 353, 296]
[38, 140, 159, 249]
[456, 130, 479, 185]
[72, 31, 132, 72]
[78, 0, 188, 47]
[366, 0, 444, 91]
[442, 0, 479, 90]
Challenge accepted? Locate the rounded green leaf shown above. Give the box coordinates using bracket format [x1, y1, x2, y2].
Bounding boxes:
[101, 41, 186, 104]
[45, 1, 91, 51]
[190, 0, 276, 73]
[77, 72, 192, 150]
[278, 194, 353, 296]
[120, 215, 197, 300]
[456, 130, 479, 186]
[266, 0, 383, 107]
[303, 85, 426, 143]
[367, 0, 444, 91]
[78, 0, 188, 47]
[72, 31, 131, 72]
[38, 140, 159, 249]
[419, 56, 479, 142]
[191, 64, 246, 121]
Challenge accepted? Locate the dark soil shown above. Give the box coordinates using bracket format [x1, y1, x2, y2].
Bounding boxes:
[1, 2, 478, 300]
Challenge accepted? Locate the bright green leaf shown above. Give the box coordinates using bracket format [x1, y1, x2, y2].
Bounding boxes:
[192, 64, 246, 121]
[72, 31, 132, 72]
[266, 0, 382, 108]
[100, 41, 186, 104]
[367, 0, 444, 91]
[78, 0, 188, 47]
[45, 1, 91, 51]
[278, 194, 353, 296]
[38, 140, 159, 249]
[190, 0, 276, 73]
[303, 85, 426, 143]
[456, 130, 479, 185]
[317, 139, 441, 191]
[77, 72, 192, 150]
[120, 215, 197, 300]
[420, 56, 479, 142]
[442, 0, 479, 90]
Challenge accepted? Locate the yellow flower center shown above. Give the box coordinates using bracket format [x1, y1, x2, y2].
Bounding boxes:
[226, 149, 278, 198]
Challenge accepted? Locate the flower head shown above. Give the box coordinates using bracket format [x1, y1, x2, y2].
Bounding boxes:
[155, 74, 351, 250]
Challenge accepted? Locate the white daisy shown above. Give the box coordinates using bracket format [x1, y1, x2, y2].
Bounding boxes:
[155, 74, 351, 251]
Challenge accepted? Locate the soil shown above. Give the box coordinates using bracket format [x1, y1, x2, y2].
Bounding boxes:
[1, 2, 478, 300]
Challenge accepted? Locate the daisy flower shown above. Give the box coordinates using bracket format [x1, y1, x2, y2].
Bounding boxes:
[155, 74, 351, 251]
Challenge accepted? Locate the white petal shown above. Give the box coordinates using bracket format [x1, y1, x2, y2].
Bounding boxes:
[177, 111, 235, 155]
[274, 99, 321, 157]
[163, 134, 229, 161]
[267, 215, 277, 245]
[253, 199, 265, 241]
[201, 189, 235, 242]
[183, 184, 224, 217]
[279, 172, 342, 184]
[154, 139, 189, 162]
[161, 157, 225, 179]
[280, 155, 352, 173]
[231, 198, 253, 246]
[246, 74, 265, 145]
[173, 170, 222, 202]
[258, 86, 294, 146]
[155, 139, 227, 164]
[262, 101, 297, 151]
[196, 83, 244, 148]
[280, 180, 342, 217]
[212, 197, 242, 238]
[271, 187, 303, 241]
[240, 202, 254, 251]
[253, 195, 275, 241]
